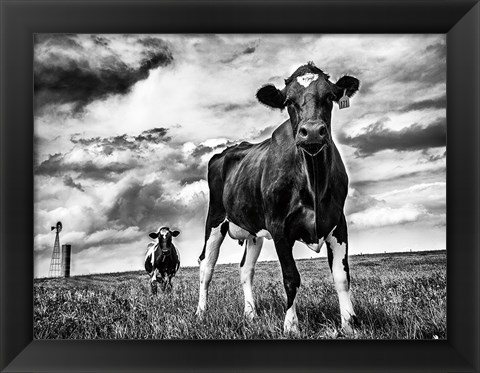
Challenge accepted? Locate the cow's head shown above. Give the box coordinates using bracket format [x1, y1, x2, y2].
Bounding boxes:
[149, 226, 180, 254]
[256, 62, 359, 156]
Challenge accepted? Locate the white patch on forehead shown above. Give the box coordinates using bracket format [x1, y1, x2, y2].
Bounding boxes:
[159, 228, 169, 238]
[296, 73, 319, 88]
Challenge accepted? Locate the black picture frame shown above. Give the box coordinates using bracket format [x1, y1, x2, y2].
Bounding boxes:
[1, 0, 479, 372]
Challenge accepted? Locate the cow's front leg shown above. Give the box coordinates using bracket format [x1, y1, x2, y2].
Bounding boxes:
[160, 274, 168, 292]
[326, 215, 356, 334]
[274, 237, 301, 336]
[150, 269, 158, 295]
[240, 237, 263, 320]
[196, 221, 227, 319]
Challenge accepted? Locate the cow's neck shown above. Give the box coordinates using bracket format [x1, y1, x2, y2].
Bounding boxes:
[301, 148, 333, 234]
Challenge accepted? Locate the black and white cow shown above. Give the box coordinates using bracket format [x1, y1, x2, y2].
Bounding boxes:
[195, 62, 359, 335]
[145, 227, 180, 294]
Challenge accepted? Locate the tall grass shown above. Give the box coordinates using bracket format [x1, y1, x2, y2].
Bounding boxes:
[34, 251, 446, 339]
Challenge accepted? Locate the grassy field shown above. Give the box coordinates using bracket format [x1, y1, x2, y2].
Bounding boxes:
[34, 250, 446, 339]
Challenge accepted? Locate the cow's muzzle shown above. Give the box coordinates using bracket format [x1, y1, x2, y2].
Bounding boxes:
[296, 121, 329, 156]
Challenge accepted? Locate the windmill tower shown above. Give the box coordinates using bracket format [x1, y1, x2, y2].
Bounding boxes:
[48, 221, 63, 278]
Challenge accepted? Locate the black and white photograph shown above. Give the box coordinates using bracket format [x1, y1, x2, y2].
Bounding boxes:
[33, 34, 446, 339]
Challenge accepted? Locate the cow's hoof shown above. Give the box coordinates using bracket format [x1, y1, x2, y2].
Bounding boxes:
[244, 308, 257, 321]
[283, 320, 300, 337]
[150, 282, 157, 295]
[341, 315, 359, 337]
[195, 308, 205, 320]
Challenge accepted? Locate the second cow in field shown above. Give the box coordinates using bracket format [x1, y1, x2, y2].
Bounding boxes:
[145, 227, 180, 294]
[196, 62, 359, 335]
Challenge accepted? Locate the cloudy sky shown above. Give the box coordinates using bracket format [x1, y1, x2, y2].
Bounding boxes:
[34, 34, 446, 277]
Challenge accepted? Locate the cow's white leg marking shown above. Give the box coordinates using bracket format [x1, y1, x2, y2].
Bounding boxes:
[145, 242, 157, 268]
[327, 234, 355, 331]
[240, 237, 263, 320]
[283, 297, 299, 336]
[196, 222, 226, 318]
[150, 268, 159, 283]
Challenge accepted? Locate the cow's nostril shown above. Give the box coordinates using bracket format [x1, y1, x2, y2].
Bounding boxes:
[319, 126, 327, 136]
[299, 128, 308, 137]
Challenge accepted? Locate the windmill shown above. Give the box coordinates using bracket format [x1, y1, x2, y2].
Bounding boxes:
[48, 221, 63, 278]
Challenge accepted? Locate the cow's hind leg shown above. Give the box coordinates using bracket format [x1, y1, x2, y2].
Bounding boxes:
[326, 214, 357, 334]
[195, 220, 228, 318]
[274, 237, 301, 336]
[240, 237, 263, 320]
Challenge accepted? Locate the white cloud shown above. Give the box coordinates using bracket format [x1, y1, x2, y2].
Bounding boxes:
[174, 180, 209, 204]
[348, 204, 427, 229]
[373, 182, 446, 209]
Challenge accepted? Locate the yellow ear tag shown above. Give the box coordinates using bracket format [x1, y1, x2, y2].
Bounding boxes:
[339, 89, 350, 110]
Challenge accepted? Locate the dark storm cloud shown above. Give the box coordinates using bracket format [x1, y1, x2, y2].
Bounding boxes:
[345, 189, 383, 215]
[91, 35, 110, 47]
[351, 166, 446, 192]
[134, 128, 171, 143]
[190, 139, 237, 161]
[207, 101, 255, 113]
[63, 175, 85, 192]
[220, 43, 258, 64]
[422, 149, 446, 163]
[425, 42, 446, 58]
[34, 35, 174, 113]
[191, 144, 214, 159]
[70, 127, 170, 155]
[400, 95, 446, 112]
[392, 41, 446, 87]
[34, 33, 81, 48]
[35, 153, 137, 181]
[107, 181, 165, 228]
[138, 36, 170, 49]
[178, 162, 208, 184]
[160, 150, 208, 185]
[78, 161, 136, 180]
[338, 117, 446, 157]
[107, 179, 206, 231]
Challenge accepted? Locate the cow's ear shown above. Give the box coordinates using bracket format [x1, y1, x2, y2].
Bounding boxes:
[171, 230, 180, 237]
[334, 76, 360, 99]
[256, 84, 286, 109]
[149, 232, 158, 239]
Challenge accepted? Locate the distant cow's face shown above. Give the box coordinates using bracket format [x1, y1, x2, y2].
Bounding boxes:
[149, 227, 180, 254]
[256, 63, 359, 156]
